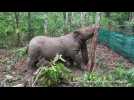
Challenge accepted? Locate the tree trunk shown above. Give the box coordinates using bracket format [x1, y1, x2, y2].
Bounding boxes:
[44, 13, 48, 36]
[80, 12, 86, 27]
[80, 12, 84, 27]
[129, 12, 134, 22]
[105, 12, 111, 18]
[14, 12, 21, 46]
[84, 12, 88, 25]
[68, 12, 72, 31]
[27, 12, 33, 41]
[71, 12, 74, 25]
[63, 12, 69, 34]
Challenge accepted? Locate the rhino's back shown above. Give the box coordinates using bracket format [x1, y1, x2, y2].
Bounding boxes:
[28, 36, 63, 59]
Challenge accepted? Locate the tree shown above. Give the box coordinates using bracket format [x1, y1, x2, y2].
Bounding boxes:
[68, 12, 72, 31]
[105, 12, 111, 18]
[80, 12, 84, 27]
[14, 12, 21, 46]
[63, 12, 69, 34]
[129, 12, 134, 22]
[80, 12, 87, 27]
[27, 12, 33, 41]
[71, 12, 74, 25]
[44, 13, 48, 36]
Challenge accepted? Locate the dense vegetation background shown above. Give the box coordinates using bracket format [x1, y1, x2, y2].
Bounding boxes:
[0, 12, 134, 49]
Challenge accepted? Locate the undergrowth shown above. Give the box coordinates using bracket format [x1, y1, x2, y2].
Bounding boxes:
[80, 62, 134, 87]
[9, 47, 134, 87]
[31, 54, 74, 87]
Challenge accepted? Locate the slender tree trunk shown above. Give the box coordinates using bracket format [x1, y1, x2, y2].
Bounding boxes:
[129, 12, 134, 21]
[80, 12, 86, 27]
[80, 12, 84, 27]
[105, 12, 111, 18]
[129, 12, 134, 33]
[71, 12, 74, 25]
[14, 12, 21, 46]
[63, 12, 69, 34]
[83, 12, 86, 25]
[68, 12, 72, 30]
[84, 12, 88, 25]
[27, 12, 33, 41]
[44, 13, 48, 36]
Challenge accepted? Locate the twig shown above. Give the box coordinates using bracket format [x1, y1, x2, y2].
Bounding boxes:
[31, 66, 46, 87]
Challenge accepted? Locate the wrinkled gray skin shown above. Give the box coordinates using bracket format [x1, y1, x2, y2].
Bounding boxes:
[27, 25, 98, 71]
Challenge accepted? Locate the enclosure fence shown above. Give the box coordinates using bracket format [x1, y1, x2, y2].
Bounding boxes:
[98, 25, 134, 63]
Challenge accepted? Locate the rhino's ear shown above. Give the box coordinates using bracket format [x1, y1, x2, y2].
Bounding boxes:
[73, 31, 81, 38]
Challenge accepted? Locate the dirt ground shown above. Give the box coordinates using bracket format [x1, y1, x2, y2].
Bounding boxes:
[0, 44, 133, 87]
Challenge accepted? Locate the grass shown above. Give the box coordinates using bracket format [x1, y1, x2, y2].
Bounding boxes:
[79, 62, 134, 87]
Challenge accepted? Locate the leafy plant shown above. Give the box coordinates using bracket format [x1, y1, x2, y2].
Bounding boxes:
[126, 68, 134, 84]
[111, 63, 127, 80]
[79, 62, 132, 87]
[32, 54, 73, 87]
[36, 63, 72, 86]
[80, 72, 108, 87]
[13, 47, 27, 59]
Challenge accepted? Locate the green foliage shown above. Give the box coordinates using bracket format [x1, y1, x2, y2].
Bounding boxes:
[110, 64, 134, 86]
[32, 54, 73, 87]
[13, 47, 27, 59]
[47, 13, 64, 36]
[31, 59, 134, 87]
[0, 12, 132, 49]
[80, 63, 134, 87]
[111, 63, 127, 80]
[35, 63, 73, 87]
[126, 68, 134, 84]
[80, 72, 108, 87]
[100, 17, 110, 27]
[110, 12, 129, 25]
[83, 72, 100, 81]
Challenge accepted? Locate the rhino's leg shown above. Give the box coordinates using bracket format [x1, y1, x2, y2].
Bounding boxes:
[27, 56, 38, 71]
[27, 49, 41, 71]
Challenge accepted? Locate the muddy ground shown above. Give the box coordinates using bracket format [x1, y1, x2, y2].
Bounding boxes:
[0, 44, 133, 87]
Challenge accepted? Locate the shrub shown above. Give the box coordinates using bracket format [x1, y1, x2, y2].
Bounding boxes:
[13, 47, 27, 59]
[111, 63, 127, 80]
[31, 54, 74, 87]
[80, 72, 109, 87]
[126, 68, 134, 85]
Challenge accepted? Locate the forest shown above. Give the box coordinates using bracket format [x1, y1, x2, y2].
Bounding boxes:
[0, 12, 134, 87]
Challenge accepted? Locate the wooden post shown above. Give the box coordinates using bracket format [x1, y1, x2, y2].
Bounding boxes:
[89, 12, 101, 72]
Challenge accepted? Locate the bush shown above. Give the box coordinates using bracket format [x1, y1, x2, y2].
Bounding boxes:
[126, 68, 134, 85]
[80, 72, 109, 87]
[111, 63, 127, 80]
[13, 47, 27, 59]
[31, 54, 74, 87]
[37, 63, 73, 86]
[80, 63, 131, 87]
